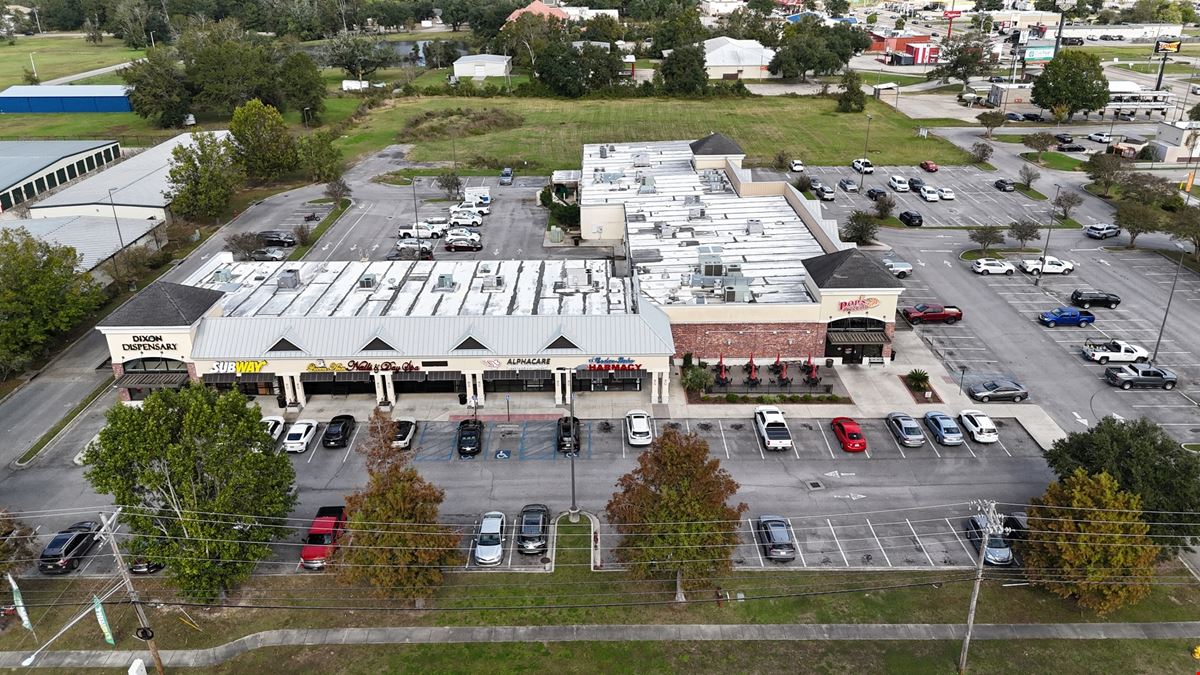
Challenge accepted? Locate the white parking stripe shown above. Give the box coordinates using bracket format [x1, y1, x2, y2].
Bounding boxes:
[996, 439, 1013, 457]
[946, 518, 975, 559]
[717, 420, 730, 459]
[907, 519, 935, 566]
[827, 519, 849, 566]
[749, 519, 764, 567]
[818, 422, 836, 459]
[866, 519, 893, 567]
[886, 424, 907, 459]
[787, 518, 806, 568]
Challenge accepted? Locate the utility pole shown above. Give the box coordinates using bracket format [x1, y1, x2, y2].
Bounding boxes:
[98, 510, 165, 675]
[1035, 185, 1062, 287]
[958, 500, 1003, 674]
[568, 385, 579, 523]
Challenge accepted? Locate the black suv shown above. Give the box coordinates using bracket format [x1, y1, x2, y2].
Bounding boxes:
[865, 188, 887, 201]
[257, 230, 297, 247]
[1054, 133, 1073, 143]
[38, 521, 101, 574]
[556, 416, 581, 455]
[994, 178, 1015, 192]
[321, 415, 356, 448]
[755, 516, 797, 562]
[1071, 289, 1121, 309]
[456, 419, 484, 456]
[517, 504, 550, 555]
[898, 211, 923, 227]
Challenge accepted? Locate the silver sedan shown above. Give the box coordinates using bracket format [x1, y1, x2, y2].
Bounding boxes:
[886, 412, 926, 447]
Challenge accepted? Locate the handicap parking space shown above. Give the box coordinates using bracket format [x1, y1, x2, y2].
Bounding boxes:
[806, 165, 1044, 228]
[412, 421, 459, 462]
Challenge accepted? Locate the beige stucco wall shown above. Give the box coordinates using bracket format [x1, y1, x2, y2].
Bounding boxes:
[189, 354, 672, 377]
[100, 326, 195, 365]
[580, 202, 627, 240]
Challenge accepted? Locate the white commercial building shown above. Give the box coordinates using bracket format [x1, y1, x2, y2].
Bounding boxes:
[452, 54, 512, 79]
[29, 131, 229, 222]
[701, 0, 747, 16]
[0, 140, 121, 214]
[701, 36, 777, 80]
[561, 5, 619, 21]
[0, 214, 165, 278]
[1058, 22, 1183, 41]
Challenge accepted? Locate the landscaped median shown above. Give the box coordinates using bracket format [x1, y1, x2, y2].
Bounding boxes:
[1019, 152, 1084, 172]
[288, 198, 351, 260]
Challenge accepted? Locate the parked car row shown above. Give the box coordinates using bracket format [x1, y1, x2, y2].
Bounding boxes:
[472, 503, 551, 565]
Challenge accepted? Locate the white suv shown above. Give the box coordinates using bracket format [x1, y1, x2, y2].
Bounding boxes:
[971, 258, 1016, 276]
[918, 185, 939, 202]
[852, 158, 875, 174]
[888, 175, 910, 192]
[449, 211, 483, 227]
[452, 202, 490, 216]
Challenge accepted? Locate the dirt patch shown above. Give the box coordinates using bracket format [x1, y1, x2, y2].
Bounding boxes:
[397, 107, 523, 142]
[897, 375, 943, 404]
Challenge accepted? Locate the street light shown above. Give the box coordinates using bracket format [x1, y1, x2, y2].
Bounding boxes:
[567, 377, 579, 523]
[958, 365, 969, 396]
[302, 107, 311, 128]
[1035, 184, 1062, 287]
[858, 114, 874, 192]
[1151, 243, 1189, 363]
[149, 31, 155, 49]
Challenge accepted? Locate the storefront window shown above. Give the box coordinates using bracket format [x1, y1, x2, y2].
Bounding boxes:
[827, 317, 885, 332]
[124, 358, 188, 373]
[128, 387, 153, 401]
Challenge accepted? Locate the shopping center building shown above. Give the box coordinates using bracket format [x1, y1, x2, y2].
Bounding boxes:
[96, 134, 903, 410]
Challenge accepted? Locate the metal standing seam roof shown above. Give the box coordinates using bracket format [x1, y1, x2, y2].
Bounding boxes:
[0, 215, 161, 272]
[0, 140, 117, 193]
[30, 131, 229, 210]
[454, 54, 511, 65]
[0, 85, 130, 98]
[189, 314, 676, 360]
[702, 37, 776, 68]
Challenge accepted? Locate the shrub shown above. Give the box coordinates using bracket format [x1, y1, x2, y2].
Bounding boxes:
[801, 394, 813, 402]
[682, 353, 694, 369]
[681, 366, 714, 392]
[758, 394, 778, 404]
[905, 369, 930, 391]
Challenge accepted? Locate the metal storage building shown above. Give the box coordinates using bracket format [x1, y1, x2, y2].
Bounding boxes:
[0, 214, 164, 275]
[0, 85, 133, 113]
[0, 140, 121, 213]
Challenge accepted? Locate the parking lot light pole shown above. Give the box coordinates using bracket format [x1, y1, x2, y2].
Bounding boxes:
[958, 365, 968, 396]
[858, 114, 873, 192]
[1151, 244, 1188, 363]
[1035, 185, 1062, 287]
[568, 388, 579, 523]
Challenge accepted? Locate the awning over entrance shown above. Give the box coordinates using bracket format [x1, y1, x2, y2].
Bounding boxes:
[607, 370, 647, 379]
[202, 373, 237, 384]
[300, 372, 335, 382]
[116, 372, 190, 388]
[484, 369, 551, 381]
[424, 370, 462, 381]
[826, 331, 890, 345]
[239, 372, 277, 383]
[336, 372, 372, 382]
[391, 371, 426, 382]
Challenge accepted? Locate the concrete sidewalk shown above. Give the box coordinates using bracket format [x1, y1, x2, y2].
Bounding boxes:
[7, 621, 1199, 668]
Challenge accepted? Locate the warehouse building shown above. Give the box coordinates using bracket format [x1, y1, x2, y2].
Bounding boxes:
[452, 54, 512, 79]
[29, 131, 227, 221]
[0, 140, 121, 213]
[0, 214, 165, 277]
[97, 259, 676, 408]
[0, 85, 132, 113]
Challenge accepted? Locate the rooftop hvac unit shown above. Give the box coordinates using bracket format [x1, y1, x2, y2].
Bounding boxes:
[746, 219, 764, 235]
[656, 222, 676, 239]
[698, 252, 724, 277]
[688, 207, 707, 221]
[212, 268, 233, 283]
[277, 269, 302, 289]
[723, 277, 753, 303]
[599, 145, 608, 158]
[725, 263, 743, 276]
[358, 273, 377, 289]
[632, 153, 650, 167]
[684, 194, 702, 205]
[638, 176, 656, 194]
[433, 274, 456, 292]
[609, 144, 615, 151]
[480, 275, 505, 292]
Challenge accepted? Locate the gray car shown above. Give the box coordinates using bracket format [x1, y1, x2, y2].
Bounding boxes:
[250, 247, 287, 261]
[474, 511, 505, 566]
[886, 412, 925, 447]
[968, 379, 1028, 402]
[963, 514, 1014, 566]
[881, 256, 913, 279]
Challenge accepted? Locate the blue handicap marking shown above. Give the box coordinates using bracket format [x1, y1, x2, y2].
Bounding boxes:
[495, 449, 511, 460]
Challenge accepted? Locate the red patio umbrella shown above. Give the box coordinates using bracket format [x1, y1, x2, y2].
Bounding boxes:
[719, 363, 727, 380]
[718, 353, 725, 368]
[749, 363, 758, 381]
[780, 362, 789, 381]
[748, 352, 756, 367]
[774, 353, 781, 368]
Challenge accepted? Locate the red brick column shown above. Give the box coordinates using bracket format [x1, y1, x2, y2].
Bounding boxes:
[883, 322, 896, 359]
[186, 362, 199, 383]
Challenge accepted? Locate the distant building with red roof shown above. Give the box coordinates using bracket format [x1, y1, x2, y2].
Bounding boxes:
[507, 0, 568, 22]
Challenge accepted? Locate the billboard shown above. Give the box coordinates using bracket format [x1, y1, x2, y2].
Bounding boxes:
[942, 10, 962, 18]
[1155, 39, 1182, 53]
[1023, 45, 1055, 63]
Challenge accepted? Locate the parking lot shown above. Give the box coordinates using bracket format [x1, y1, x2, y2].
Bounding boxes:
[877, 229, 1200, 443]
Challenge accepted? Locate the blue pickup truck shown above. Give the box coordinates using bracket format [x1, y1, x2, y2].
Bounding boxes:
[1038, 306, 1095, 327]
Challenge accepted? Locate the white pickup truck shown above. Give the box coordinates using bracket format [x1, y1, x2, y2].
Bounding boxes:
[397, 221, 447, 239]
[1082, 339, 1149, 365]
[754, 406, 793, 451]
[1019, 255, 1075, 275]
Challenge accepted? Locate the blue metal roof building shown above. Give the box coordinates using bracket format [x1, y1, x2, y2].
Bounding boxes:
[0, 85, 132, 113]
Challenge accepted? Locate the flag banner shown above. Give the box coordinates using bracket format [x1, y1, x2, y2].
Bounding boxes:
[6, 573, 33, 633]
[93, 595, 115, 645]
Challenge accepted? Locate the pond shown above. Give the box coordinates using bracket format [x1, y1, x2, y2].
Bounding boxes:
[303, 39, 468, 68]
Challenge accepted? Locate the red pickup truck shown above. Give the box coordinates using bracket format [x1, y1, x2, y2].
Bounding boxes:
[901, 303, 964, 324]
[300, 506, 346, 570]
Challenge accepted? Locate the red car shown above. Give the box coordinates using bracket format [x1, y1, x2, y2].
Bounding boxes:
[831, 417, 867, 452]
[300, 506, 346, 570]
[919, 161, 939, 172]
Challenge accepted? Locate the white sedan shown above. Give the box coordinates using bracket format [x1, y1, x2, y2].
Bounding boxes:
[958, 410, 999, 443]
[625, 410, 653, 447]
[283, 420, 319, 453]
[971, 258, 1016, 276]
[445, 227, 481, 242]
[262, 416, 286, 443]
[936, 187, 956, 200]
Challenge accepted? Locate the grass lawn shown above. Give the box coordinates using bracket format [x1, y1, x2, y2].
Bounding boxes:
[0, 35, 144, 89]
[992, 134, 1027, 143]
[915, 83, 966, 95]
[1112, 62, 1195, 75]
[193, 639, 1200, 674]
[1020, 151, 1084, 172]
[1016, 184, 1048, 200]
[1067, 43, 1200, 62]
[336, 96, 972, 169]
[68, 71, 127, 85]
[853, 71, 931, 88]
[1185, 443, 1200, 451]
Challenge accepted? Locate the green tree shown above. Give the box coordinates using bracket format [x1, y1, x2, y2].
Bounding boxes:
[583, 14, 623, 43]
[605, 428, 747, 588]
[436, 170, 463, 199]
[500, 13, 562, 69]
[681, 366, 715, 392]
[1116, 171, 1174, 207]
[825, 0, 850, 15]
[841, 210, 879, 244]
[836, 69, 865, 112]
[1190, 102, 1200, 122]
[1022, 131, 1056, 162]
[928, 30, 993, 88]
[1007, 218, 1042, 248]
[1114, 200, 1161, 248]
[976, 110, 1007, 139]
[84, 385, 297, 602]
[874, 193, 896, 219]
[1032, 50, 1109, 120]
[1053, 190, 1084, 221]
[747, 0, 776, 11]
[1083, 153, 1125, 196]
[296, 131, 344, 183]
[660, 44, 708, 95]
[770, 18, 866, 81]
[337, 410, 460, 598]
[225, 231, 262, 260]
[229, 99, 297, 183]
[1168, 205, 1200, 261]
[0, 509, 36, 577]
[0, 229, 104, 379]
[970, 141, 994, 164]
[325, 177, 351, 202]
[278, 52, 326, 121]
[1022, 469, 1159, 615]
[21, 66, 38, 85]
[165, 131, 245, 223]
[968, 225, 1005, 253]
[535, 39, 585, 97]
[1044, 417, 1200, 551]
[112, 0, 151, 49]
[653, 7, 706, 54]
[581, 43, 625, 90]
[321, 31, 397, 80]
[179, 19, 283, 115]
[719, 8, 775, 45]
[866, 12, 878, 24]
[440, 0, 470, 30]
[122, 46, 192, 128]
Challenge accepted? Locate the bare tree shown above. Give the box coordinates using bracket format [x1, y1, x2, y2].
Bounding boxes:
[1053, 191, 1084, 221]
[226, 232, 262, 260]
[1019, 164, 1041, 190]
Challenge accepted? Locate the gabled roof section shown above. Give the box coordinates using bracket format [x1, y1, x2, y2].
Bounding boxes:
[507, 0, 567, 22]
[361, 336, 397, 352]
[689, 133, 744, 157]
[802, 249, 904, 290]
[98, 281, 224, 328]
[454, 336, 490, 351]
[268, 337, 304, 354]
[544, 334, 580, 350]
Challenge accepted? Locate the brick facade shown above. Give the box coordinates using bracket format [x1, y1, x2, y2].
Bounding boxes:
[110, 361, 130, 402]
[670, 322, 828, 360]
[186, 361, 199, 383]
